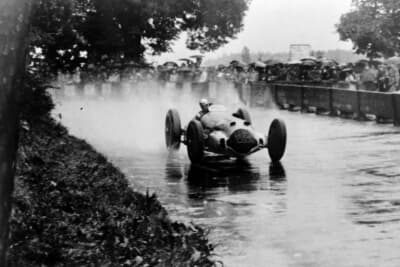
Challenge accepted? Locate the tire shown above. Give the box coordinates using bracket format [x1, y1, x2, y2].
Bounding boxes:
[165, 109, 181, 150]
[186, 120, 205, 163]
[236, 108, 252, 124]
[267, 119, 287, 162]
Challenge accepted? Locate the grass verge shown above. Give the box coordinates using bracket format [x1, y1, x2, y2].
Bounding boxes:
[7, 115, 216, 266]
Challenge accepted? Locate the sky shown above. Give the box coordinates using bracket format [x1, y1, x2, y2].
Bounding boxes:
[148, 0, 355, 63]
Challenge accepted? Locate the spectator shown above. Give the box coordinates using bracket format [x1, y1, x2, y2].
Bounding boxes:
[377, 63, 389, 92]
[248, 66, 259, 83]
[359, 64, 378, 91]
[386, 64, 399, 92]
[342, 68, 358, 90]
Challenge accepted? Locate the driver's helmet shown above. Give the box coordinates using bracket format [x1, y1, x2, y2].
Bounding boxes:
[199, 98, 209, 111]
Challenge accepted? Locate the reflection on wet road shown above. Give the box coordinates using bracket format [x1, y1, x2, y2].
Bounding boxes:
[57, 99, 400, 267]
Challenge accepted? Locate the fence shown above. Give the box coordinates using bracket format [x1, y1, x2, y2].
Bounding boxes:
[51, 79, 400, 126]
[51, 81, 212, 99]
[271, 83, 400, 126]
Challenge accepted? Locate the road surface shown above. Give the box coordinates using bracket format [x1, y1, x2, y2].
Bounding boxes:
[55, 91, 400, 267]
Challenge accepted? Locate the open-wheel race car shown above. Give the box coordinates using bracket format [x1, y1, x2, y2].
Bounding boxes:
[165, 103, 287, 163]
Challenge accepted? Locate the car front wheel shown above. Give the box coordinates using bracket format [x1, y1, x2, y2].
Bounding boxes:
[165, 109, 181, 150]
[267, 118, 287, 162]
[186, 120, 204, 163]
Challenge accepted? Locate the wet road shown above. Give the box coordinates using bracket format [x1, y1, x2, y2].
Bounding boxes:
[56, 95, 400, 267]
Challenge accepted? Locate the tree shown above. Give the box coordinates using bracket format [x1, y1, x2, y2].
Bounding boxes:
[0, 0, 32, 265]
[31, 0, 251, 73]
[337, 0, 400, 58]
[29, 0, 96, 74]
[311, 50, 325, 59]
[241, 46, 251, 64]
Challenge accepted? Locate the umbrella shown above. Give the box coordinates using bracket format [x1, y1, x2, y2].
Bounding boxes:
[229, 60, 240, 66]
[163, 61, 178, 66]
[288, 60, 302, 65]
[163, 61, 178, 68]
[356, 59, 369, 64]
[163, 61, 178, 70]
[264, 59, 283, 66]
[301, 56, 318, 61]
[190, 55, 204, 59]
[300, 57, 318, 66]
[301, 59, 317, 66]
[229, 60, 245, 69]
[386, 56, 400, 66]
[341, 68, 353, 72]
[178, 58, 193, 63]
[254, 61, 266, 68]
[319, 58, 339, 67]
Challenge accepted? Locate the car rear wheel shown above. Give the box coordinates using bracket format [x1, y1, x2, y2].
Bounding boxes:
[165, 109, 181, 150]
[186, 120, 204, 163]
[236, 108, 252, 124]
[267, 119, 287, 162]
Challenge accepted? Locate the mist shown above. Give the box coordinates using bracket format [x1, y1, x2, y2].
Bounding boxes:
[53, 79, 247, 157]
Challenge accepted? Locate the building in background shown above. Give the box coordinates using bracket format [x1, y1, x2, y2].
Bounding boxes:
[289, 44, 312, 61]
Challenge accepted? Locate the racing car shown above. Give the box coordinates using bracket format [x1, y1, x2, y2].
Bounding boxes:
[165, 103, 287, 163]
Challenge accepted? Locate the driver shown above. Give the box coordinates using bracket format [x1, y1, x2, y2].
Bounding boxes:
[196, 98, 211, 120]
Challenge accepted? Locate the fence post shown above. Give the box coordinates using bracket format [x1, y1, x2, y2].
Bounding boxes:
[0, 0, 32, 265]
[300, 85, 306, 112]
[392, 94, 400, 126]
[355, 90, 364, 120]
[271, 83, 276, 103]
[328, 88, 334, 116]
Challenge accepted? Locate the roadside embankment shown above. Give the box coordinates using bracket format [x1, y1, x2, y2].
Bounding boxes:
[7, 113, 215, 266]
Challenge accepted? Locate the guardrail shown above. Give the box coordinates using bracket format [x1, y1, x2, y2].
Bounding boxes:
[51, 79, 400, 126]
[270, 83, 400, 126]
[51, 81, 212, 99]
[51, 82, 127, 98]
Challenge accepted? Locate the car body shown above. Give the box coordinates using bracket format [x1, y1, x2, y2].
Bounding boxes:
[165, 105, 287, 163]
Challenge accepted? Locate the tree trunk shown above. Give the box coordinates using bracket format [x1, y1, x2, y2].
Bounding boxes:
[123, 33, 144, 63]
[0, 0, 31, 265]
[131, 34, 143, 62]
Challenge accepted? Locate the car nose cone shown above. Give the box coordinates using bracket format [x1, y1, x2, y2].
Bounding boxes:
[227, 129, 257, 154]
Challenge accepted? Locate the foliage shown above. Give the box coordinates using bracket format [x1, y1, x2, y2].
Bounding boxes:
[8, 116, 216, 266]
[18, 70, 55, 125]
[29, 0, 90, 73]
[31, 0, 251, 73]
[336, 0, 400, 58]
[204, 49, 366, 66]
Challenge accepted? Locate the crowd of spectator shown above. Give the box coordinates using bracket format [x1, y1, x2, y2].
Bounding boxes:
[55, 55, 400, 94]
[209, 57, 400, 92]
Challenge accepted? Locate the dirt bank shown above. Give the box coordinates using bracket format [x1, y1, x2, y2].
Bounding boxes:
[7, 116, 216, 266]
